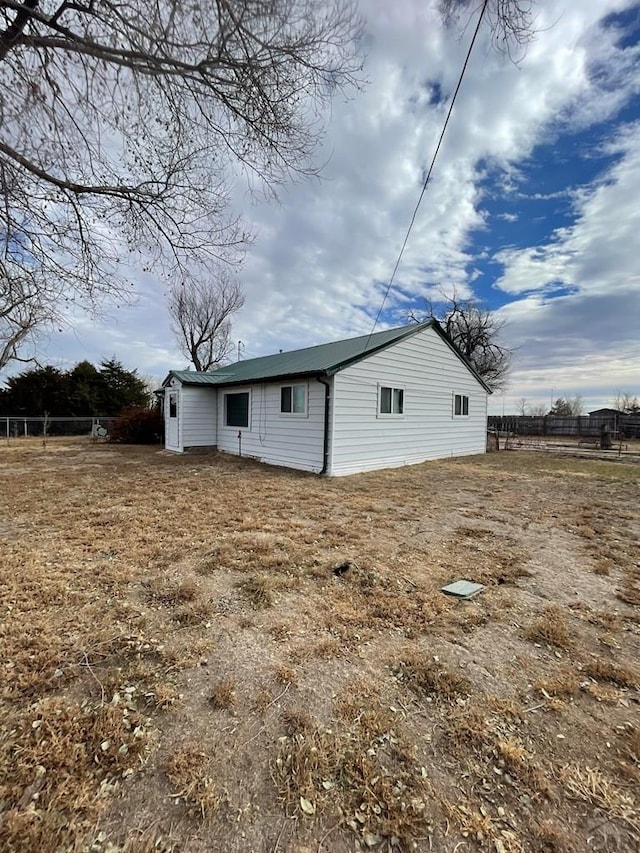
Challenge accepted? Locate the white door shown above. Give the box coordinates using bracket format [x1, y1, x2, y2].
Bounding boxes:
[166, 391, 180, 450]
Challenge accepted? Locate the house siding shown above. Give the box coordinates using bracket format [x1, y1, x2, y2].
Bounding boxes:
[329, 325, 488, 476]
[180, 385, 217, 449]
[216, 379, 328, 473]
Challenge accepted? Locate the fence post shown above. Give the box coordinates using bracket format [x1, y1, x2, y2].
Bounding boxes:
[4, 417, 8, 439]
[23, 418, 27, 437]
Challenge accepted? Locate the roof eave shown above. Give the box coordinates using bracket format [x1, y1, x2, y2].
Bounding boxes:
[212, 370, 328, 389]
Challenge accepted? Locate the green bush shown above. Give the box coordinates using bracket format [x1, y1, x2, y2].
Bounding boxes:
[110, 406, 163, 444]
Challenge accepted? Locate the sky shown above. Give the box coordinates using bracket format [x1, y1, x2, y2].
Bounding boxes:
[13, 0, 640, 414]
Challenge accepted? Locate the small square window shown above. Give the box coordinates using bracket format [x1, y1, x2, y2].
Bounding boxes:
[379, 385, 404, 416]
[453, 394, 469, 417]
[225, 392, 250, 427]
[280, 384, 307, 415]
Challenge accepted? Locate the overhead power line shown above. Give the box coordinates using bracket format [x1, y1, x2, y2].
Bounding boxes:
[365, 0, 489, 347]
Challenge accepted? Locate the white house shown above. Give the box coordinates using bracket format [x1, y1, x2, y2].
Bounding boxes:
[160, 320, 492, 476]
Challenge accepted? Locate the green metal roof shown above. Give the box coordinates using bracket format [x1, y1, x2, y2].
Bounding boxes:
[163, 320, 492, 392]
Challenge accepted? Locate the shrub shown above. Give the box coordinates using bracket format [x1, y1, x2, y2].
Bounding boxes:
[110, 406, 163, 444]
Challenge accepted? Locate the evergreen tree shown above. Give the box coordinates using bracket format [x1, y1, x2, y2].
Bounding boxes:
[0, 359, 151, 416]
[0, 366, 68, 415]
[98, 358, 151, 415]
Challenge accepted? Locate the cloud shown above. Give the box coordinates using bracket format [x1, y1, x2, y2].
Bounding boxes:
[6, 0, 639, 416]
[495, 121, 640, 296]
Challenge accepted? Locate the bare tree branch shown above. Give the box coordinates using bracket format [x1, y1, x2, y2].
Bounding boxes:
[410, 292, 513, 391]
[0, 0, 363, 371]
[0, 258, 60, 371]
[169, 270, 244, 372]
[439, 0, 537, 60]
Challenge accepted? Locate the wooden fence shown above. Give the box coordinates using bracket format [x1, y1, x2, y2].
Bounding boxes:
[488, 414, 640, 439]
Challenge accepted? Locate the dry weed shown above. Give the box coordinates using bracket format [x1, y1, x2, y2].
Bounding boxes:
[144, 576, 200, 607]
[209, 679, 235, 710]
[269, 623, 293, 641]
[533, 818, 578, 853]
[172, 600, 212, 627]
[486, 696, 525, 720]
[561, 763, 638, 826]
[237, 575, 273, 608]
[0, 696, 147, 850]
[445, 799, 500, 846]
[275, 703, 433, 846]
[525, 606, 571, 648]
[620, 726, 640, 762]
[393, 654, 472, 702]
[582, 658, 637, 688]
[274, 666, 299, 686]
[495, 738, 551, 795]
[534, 669, 580, 698]
[165, 743, 218, 819]
[145, 682, 180, 711]
[444, 707, 489, 753]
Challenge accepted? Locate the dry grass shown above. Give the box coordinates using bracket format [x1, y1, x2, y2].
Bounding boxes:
[561, 763, 638, 828]
[275, 699, 434, 846]
[208, 678, 235, 710]
[534, 668, 580, 698]
[236, 574, 273, 608]
[525, 606, 571, 648]
[582, 658, 638, 688]
[165, 743, 218, 818]
[392, 653, 472, 702]
[533, 819, 579, 853]
[0, 695, 147, 850]
[1, 440, 639, 852]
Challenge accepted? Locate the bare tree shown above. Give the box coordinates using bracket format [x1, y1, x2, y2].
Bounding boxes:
[612, 391, 640, 414]
[169, 271, 245, 372]
[517, 397, 528, 416]
[410, 295, 512, 391]
[0, 0, 362, 370]
[440, 0, 537, 58]
[529, 403, 547, 416]
[0, 259, 60, 372]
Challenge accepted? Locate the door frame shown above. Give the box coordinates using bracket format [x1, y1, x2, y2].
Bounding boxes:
[165, 389, 181, 451]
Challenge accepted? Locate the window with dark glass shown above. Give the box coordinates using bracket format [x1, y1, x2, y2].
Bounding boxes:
[379, 386, 404, 415]
[454, 394, 469, 417]
[225, 392, 249, 427]
[280, 384, 306, 414]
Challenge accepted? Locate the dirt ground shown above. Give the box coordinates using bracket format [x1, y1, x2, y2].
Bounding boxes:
[0, 438, 639, 853]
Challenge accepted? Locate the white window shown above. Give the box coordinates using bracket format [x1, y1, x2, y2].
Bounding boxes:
[453, 393, 469, 417]
[225, 391, 250, 428]
[280, 384, 307, 415]
[378, 385, 404, 416]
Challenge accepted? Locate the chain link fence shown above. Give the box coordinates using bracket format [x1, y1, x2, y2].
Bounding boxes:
[2, 416, 117, 439]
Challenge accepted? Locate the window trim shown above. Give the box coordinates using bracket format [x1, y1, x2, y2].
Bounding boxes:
[279, 382, 309, 418]
[452, 392, 470, 418]
[377, 384, 405, 418]
[224, 390, 251, 429]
